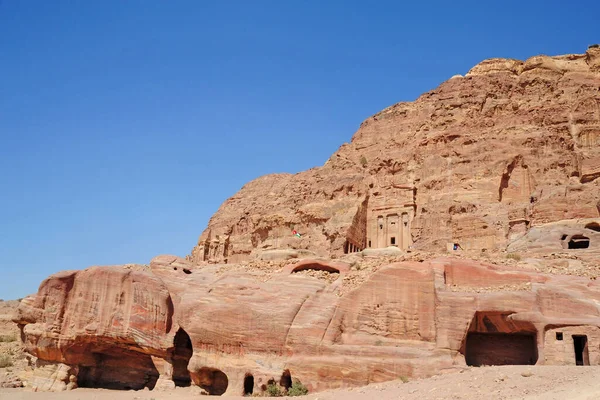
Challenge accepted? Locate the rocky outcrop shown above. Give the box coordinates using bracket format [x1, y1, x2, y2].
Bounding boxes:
[14, 255, 600, 394]
[14, 267, 173, 391]
[191, 47, 600, 263]
[13, 48, 600, 395]
[0, 300, 24, 389]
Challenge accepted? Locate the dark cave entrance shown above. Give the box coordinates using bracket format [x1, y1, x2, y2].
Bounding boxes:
[77, 347, 159, 390]
[243, 373, 254, 395]
[585, 222, 600, 232]
[461, 311, 538, 367]
[194, 367, 229, 395]
[280, 369, 292, 390]
[172, 328, 193, 387]
[573, 335, 590, 366]
[568, 235, 590, 249]
[292, 263, 340, 274]
[465, 333, 538, 366]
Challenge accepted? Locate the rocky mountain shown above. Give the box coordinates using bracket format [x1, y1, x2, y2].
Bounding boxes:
[9, 47, 600, 396]
[191, 47, 600, 264]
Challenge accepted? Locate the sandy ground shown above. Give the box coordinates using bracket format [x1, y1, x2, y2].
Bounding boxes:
[0, 365, 599, 400]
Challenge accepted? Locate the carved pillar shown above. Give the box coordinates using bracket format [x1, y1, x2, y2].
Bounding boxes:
[535, 326, 545, 365]
[152, 356, 175, 390]
[402, 213, 411, 250]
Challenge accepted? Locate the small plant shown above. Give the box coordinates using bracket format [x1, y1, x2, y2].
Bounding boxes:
[506, 253, 521, 261]
[0, 334, 16, 343]
[399, 375, 409, 383]
[265, 383, 282, 397]
[287, 380, 309, 396]
[0, 354, 13, 368]
[359, 155, 368, 167]
[589, 44, 599, 49]
[374, 340, 383, 346]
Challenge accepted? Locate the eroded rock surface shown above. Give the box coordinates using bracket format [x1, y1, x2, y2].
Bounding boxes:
[191, 48, 600, 263]
[13, 48, 600, 395]
[13, 255, 600, 395]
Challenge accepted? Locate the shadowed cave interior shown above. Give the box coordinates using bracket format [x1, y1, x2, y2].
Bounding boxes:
[462, 311, 538, 366]
[76, 345, 159, 390]
[172, 327, 193, 387]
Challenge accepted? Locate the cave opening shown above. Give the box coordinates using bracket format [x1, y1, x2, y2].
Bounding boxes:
[568, 235, 590, 249]
[573, 335, 590, 366]
[172, 328, 193, 387]
[461, 311, 538, 367]
[585, 222, 600, 232]
[243, 373, 254, 395]
[280, 369, 292, 391]
[77, 347, 159, 390]
[292, 263, 340, 274]
[194, 367, 229, 395]
[465, 333, 538, 366]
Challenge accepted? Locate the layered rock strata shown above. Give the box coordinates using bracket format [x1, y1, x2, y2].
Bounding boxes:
[13, 255, 600, 394]
[14, 48, 600, 395]
[191, 47, 600, 263]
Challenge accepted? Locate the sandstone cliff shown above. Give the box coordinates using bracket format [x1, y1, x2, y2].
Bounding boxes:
[13, 255, 600, 395]
[11, 48, 600, 396]
[191, 47, 600, 264]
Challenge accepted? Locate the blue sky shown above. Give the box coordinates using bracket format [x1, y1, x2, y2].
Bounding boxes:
[0, 0, 598, 299]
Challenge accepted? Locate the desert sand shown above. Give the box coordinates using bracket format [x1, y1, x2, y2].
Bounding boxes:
[1, 365, 600, 400]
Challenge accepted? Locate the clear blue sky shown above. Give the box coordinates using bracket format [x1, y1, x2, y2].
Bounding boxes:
[0, 0, 597, 299]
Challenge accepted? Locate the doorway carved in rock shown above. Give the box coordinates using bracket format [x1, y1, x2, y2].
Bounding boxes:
[172, 328, 193, 387]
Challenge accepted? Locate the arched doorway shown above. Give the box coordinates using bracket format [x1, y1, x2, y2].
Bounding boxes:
[280, 369, 292, 391]
[243, 373, 254, 395]
[172, 328, 193, 386]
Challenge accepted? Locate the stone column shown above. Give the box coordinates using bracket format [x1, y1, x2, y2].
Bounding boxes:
[152, 356, 175, 390]
[535, 325, 545, 365]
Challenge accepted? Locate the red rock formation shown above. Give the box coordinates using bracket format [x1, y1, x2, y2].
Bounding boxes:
[14, 48, 600, 395]
[14, 255, 600, 394]
[191, 47, 600, 263]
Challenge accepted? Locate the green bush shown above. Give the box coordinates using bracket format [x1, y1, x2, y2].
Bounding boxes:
[589, 44, 599, 49]
[399, 375, 409, 383]
[506, 253, 521, 261]
[0, 354, 13, 368]
[359, 155, 368, 167]
[265, 383, 282, 397]
[0, 334, 16, 343]
[287, 381, 309, 396]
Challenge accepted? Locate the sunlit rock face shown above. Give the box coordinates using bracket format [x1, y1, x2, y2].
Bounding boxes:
[14, 48, 600, 395]
[14, 254, 600, 394]
[191, 48, 600, 264]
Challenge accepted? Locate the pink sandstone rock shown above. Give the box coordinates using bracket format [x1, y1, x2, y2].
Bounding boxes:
[13, 255, 600, 394]
[13, 47, 600, 395]
[190, 47, 600, 264]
